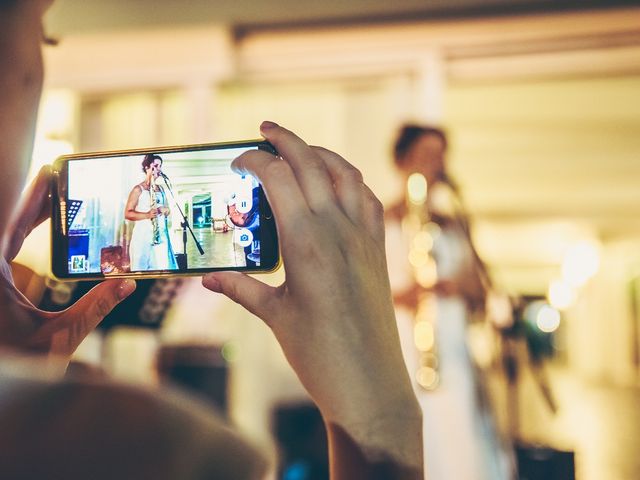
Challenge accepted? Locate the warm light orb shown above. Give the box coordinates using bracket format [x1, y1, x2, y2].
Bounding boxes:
[415, 297, 437, 323]
[415, 260, 438, 288]
[414, 321, 435, 352]
[412, 231, 434, 252]
[547, 279, 576, 310]
[407, 173, 427, 205]
[536, 305, 561, 333]
[416, 366, 439, 389]
[408, 249, 430, 268]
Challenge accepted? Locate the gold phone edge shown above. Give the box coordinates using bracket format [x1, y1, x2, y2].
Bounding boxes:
[48, 258, 283, 282]
[52, 139, 269, 169]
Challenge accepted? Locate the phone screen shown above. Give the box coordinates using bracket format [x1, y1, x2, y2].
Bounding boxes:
[51, 141, 278, 279]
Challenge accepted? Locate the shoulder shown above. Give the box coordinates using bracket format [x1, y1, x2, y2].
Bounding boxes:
[126, 185, 144, 203]
[132, 184, 146, 194]
[0, 374, 268, 479]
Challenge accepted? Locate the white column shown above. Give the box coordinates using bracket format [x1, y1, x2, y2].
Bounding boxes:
[414, 50, 446, 124]
[185, 81, 214, 144]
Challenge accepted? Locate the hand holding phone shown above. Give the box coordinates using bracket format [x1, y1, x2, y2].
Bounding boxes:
[202, 123, 423, 476]
[0, 166, 136, 368]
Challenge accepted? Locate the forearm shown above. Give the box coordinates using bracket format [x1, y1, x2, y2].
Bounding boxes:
[0, 1, 47, 228]
[317, 343, 424, 480]
[125, 211, 152, 221]
[325, 399, 423, 480]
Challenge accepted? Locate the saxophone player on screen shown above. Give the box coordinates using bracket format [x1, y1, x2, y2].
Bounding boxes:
[125, 154, 178, 271]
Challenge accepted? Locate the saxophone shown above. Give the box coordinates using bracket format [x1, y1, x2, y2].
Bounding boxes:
[149, 174, 161, 245]
[404, 173, 440, 391]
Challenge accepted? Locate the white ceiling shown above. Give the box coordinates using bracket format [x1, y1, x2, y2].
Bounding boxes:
[45, 0, 627, 35]
[445, 76, 640, 238]
[443, 74, 640, 292]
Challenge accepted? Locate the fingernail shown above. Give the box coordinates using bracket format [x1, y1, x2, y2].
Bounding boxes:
[260, 120, 278, 132]
[202, 274, 221, 292]
[117, 279, 136, 300]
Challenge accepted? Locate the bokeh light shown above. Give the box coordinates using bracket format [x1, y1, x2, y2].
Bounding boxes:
[407, 173, 427, 205]
[536, 304, 561, 333]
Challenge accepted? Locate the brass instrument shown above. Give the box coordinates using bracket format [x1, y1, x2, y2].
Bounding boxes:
[404, 173, 440, 391]
[149, 173, 161, 245]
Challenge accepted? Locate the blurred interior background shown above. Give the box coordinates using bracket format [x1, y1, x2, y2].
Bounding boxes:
[13, 1, 640, 479]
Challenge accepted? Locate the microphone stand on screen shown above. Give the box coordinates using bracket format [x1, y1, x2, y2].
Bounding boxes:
[161, 173, 204, 271]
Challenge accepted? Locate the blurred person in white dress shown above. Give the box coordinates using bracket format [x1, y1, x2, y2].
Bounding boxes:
[386, 125, 512, 480]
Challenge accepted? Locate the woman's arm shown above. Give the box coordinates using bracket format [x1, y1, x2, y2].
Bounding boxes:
[203, 123, 423, 479]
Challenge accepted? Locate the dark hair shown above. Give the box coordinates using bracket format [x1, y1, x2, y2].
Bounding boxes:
[393, 124, 447, 167]
[142, 154, 163, 173]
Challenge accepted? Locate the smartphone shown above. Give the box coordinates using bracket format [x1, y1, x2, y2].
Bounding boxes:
[51, 140, 279, 280]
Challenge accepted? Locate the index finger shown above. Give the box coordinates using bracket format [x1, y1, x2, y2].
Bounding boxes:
[232, 148, 309, 236]
[258, 122, 337, 213]
[4, 165, 51, 263]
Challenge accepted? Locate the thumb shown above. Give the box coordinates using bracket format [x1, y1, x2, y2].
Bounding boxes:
[202, 272, 278, 324]
[4, 165, 51, 263]
[75, 279, 137, 326]
[33, 279, 136, 351]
